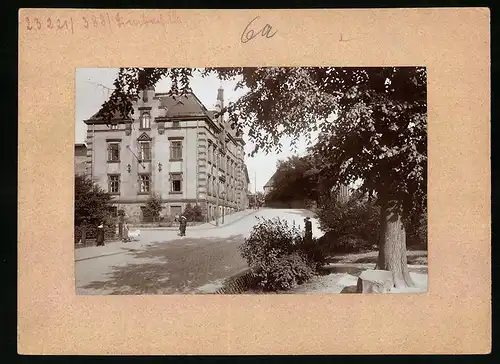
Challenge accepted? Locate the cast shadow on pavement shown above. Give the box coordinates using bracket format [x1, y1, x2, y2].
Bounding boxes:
[80, 234, 248, 295]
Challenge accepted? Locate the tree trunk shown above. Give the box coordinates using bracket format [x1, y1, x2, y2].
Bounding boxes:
[377, 198, 415, 288]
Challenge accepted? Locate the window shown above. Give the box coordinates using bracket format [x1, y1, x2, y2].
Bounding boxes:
[140, 112, 151, 129]
[107, 143, 120, 162]
[108, 174, 120, 194]
[139, 174, 151, 193]
[139, 141, 151, 161]
[172, 120, 180, 128]
[170, 173, 182, 193]
[110, 123, 119, 130]
[170, 141, 182, 160]
[207, 174, 211, 195]
[108, 206, 118, 217]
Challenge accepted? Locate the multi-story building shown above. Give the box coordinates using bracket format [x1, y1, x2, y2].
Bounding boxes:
[83, 85, 250, 222]
[75, 143, 88, 176]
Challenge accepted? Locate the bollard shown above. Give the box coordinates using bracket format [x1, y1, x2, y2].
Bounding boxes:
[81, 224, 87, 245]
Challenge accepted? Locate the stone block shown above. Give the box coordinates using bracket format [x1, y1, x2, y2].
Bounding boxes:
[357, 270, 394, 293]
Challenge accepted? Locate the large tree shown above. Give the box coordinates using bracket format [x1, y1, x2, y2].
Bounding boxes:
[99, 67, 426, 288]
[265, 155, 322, 204]
[74, 175, 113, 226]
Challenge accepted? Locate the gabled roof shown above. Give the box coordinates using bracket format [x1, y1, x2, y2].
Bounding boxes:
[87, 109, 132, 122]
[159, 92, 212, 118]
[137, 132, 152, 141]
[264, 172, 277, 188]
[85, 92, 214, 123]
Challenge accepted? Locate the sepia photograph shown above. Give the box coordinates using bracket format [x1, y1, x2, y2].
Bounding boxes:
[74, 67, 428, 295]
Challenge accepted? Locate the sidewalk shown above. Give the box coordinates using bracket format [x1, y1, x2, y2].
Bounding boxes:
[75, 240, 147, 262]
[75, 209, 260, 262]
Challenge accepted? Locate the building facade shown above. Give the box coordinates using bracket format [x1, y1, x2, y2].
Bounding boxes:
[75, 143, 88, 176]
[83, 86, 250, 222]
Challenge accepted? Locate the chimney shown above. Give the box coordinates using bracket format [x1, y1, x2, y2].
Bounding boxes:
[139, 69, 155, 102]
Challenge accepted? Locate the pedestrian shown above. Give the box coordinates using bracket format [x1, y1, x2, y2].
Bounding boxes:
[304, 217, 313, 242]
[96, 221, 105, 247]
[122, 222, 130, 243]
[179, 215, 187, 237]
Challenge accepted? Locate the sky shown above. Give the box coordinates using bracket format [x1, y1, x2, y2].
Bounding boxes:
[75, 68, 317, 192]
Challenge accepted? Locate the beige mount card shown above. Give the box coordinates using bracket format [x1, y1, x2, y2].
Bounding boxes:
[18, 8, 490, 355]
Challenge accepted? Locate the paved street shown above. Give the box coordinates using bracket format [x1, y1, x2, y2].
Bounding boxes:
[75, 208, 324, 295]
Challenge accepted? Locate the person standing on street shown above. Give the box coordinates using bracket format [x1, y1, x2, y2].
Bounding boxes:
[122, 222, 130, 243]
[96, 222, 105, 247]
[179, 215, 187, 237]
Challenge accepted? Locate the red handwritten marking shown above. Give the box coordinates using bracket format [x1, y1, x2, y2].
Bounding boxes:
[106, 13, 113, 32]
[23, 12, 180, 34]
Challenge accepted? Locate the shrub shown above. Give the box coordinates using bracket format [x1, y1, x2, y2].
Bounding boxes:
[74, 175, 117, 243]
[183, 203, 204, 222]
[192, 204, 204, 222]
[143, 193, 163, 222]
[239, 217, 321, 291]
[74, 175, 112, 227]
[315, 192, 379, 254]
[258, 252, 315, 291]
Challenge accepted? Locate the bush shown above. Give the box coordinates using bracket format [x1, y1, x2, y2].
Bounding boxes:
[239, 217, 321, 291]
[315, 192, 379, 254]
[143, 193, 163, 222]
[183, 203, 205, 222]
[74, 175, 112, 227]
[258, 252, 315, 291]
[192, 204, 204, 222]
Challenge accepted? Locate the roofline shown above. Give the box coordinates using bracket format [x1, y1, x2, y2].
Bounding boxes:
[244, 165, 250, 183]
[84, 118, 132, 125]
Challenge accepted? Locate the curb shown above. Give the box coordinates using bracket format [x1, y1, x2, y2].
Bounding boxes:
[215, 268, 258, 294]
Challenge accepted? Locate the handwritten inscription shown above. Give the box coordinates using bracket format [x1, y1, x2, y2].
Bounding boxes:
[26, 16, 74, 33]
[241, 16, 278, 44]
[23, 11, 181, 35]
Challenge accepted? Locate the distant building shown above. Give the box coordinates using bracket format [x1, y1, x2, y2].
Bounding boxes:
[263, 172, 276, 195]
[75, 143, 87, 176]
[334, 184, 351, 203]
[83, 84, 250, 222]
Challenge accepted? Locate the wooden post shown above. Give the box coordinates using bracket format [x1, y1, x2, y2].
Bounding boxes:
[81, 222, 87, 245]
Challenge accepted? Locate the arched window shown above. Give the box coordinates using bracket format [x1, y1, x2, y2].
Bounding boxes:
[140, 112, 151, 129]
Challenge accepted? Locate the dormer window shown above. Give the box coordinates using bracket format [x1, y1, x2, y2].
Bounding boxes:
[140, 112, 151, 129]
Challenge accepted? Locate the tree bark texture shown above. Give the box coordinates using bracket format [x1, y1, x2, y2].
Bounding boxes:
[377, 198, 415, 288]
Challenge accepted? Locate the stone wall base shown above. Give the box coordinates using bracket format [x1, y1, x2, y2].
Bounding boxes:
[114, 199, 223, 223]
